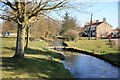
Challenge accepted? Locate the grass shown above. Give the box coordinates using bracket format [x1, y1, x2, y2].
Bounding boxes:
[66, 40, 118, 54]
[1, 37, 73, 78]
[66, 39, 120, 67]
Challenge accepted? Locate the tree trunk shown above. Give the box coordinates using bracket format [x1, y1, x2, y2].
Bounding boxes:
[25, 25, 30, 50]
[14, 24, 20, 56]
[13, 23, 25, 59]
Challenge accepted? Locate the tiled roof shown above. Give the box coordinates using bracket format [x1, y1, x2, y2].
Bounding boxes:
[112, 29, 118, 32]
[79, 27, 85, 30]
[85, 22, 103, 27]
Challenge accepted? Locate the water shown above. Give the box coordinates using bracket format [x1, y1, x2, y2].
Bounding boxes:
[48, 39, 63, 46]
[62, 51, 119, 78]
[48, 39, 119, 78]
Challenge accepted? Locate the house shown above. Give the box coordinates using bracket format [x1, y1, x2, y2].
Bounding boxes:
[83, 18, 113, 39]
[3, 32, 17, 37]
[3, 32, 11, 36]
[79, 27, 85, 37]
[107, 29, 119, 38]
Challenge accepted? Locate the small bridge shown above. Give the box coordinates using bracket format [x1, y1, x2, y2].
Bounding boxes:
[47, 46, 70, 49]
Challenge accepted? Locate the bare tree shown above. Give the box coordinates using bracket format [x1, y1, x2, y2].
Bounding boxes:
[24, 24, 31, 50]
[0, 0, 69, 59]
[2, 20, 17, 33]
[30, 16, 61, 39]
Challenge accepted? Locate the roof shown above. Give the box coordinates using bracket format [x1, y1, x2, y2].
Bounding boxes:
[112, 29, 118, 32]
[84, 22, 103, 27]
[79, 27, 85, 31]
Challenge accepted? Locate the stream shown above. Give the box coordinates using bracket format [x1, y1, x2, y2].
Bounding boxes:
[48, 39, 119, 78]
[62, 51, 119, 78]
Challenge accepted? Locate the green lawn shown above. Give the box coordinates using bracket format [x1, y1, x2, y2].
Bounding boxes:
[66, 39, 120, 67]
[1, 37, 73, 78]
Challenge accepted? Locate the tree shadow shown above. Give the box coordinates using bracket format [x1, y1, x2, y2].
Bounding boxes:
[25, 48, 65, 60]
[1, 47, 71, 78]
[3, 47, 16, 51]
[2, 57, 68, 78]
[3, 47, 65, 60]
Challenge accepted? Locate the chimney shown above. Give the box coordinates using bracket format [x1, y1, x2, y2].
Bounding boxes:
[103, 18, 106, 22]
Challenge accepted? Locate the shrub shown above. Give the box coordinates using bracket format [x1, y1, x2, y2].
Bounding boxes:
[63, 29, 79, 41]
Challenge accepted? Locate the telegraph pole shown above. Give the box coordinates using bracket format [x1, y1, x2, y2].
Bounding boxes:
[88, 13, 93, 40]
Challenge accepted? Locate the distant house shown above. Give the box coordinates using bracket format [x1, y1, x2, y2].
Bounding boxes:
[108, 29, 119, 38]
[79, 27, 85, 31]
[3, 32, 17, 37]
[79, 27, 85, 37]
[83, 18, 112, 38]
[3, 32, 11, 36]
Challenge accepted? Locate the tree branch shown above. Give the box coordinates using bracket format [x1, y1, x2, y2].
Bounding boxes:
[0, 9, 17, 15]
[41, 1, 68, 10]
[1, 0, 17, 11]
[27, 0, 68, 21]
[0, 14, 17, 22]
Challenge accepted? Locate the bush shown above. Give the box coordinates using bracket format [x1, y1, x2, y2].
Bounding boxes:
[63, 29, 79, 41]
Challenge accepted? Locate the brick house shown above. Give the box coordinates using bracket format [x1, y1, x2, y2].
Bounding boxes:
[83, 18, 112, 38]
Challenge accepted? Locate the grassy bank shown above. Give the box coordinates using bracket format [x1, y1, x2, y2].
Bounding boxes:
[1, 37, 73, 78]
[65, 39, 120, 67]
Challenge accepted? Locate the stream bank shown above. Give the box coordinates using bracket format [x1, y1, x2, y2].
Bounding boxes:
[64, 39, 120, 68]
[48, 39, 119, 78]
[62, 51, 119, 78]
[48, 39, 119, 67]
[49, 44, 119, 67]
[62, 46, 120, 68]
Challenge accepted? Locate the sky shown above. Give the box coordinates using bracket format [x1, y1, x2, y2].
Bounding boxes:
[48, 1, 119, 29]
[0, 1, 119, 29]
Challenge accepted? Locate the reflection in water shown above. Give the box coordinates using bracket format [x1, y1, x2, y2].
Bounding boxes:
[62, 52, 119, 78]
[49, 39, 119, 78]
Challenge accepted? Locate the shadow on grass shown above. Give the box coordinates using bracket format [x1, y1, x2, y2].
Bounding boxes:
[3, 47, 65, 60]
[99, 52, 120, 67]
[2, 47, 71, 78]
[2, 57, 67, 78]
[25, 48, 65, 60]
[3, 47, 16, 51]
